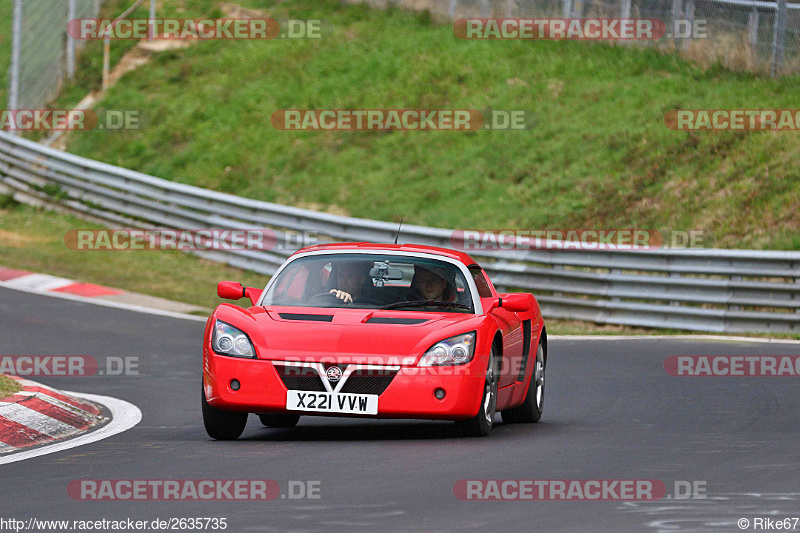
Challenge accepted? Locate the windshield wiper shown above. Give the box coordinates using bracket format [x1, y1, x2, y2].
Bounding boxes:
[381, 300, 471, 311]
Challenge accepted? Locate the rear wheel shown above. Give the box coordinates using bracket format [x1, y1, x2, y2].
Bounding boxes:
[455, 346, 499, 437]
[502, 342, 545, 423]
[258, 413, 301, 428]
[202, 384, 248, 440]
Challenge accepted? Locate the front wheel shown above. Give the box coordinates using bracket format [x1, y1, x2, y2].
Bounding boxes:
[202, 384, 248, 440]
[455, 346, 499, 437]
[501, 342, 545, 424]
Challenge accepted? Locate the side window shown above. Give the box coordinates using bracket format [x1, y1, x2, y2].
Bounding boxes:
[469, 266, 494, 298]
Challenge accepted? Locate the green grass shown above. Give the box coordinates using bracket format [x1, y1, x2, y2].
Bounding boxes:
[0, 375, 21, 400]
[0, 203, 267, 311]
[0, 0, 12, 107]
[56, 0, 800, 250]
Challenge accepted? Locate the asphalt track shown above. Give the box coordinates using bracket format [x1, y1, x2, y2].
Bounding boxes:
[1, 286, 799, 533]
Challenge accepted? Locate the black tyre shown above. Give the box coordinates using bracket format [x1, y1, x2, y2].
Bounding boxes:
[455, 346, 500, 437]
[258, 413, 301, 428]
[202, 384, 248, 440]
[502, 342, 545, 424]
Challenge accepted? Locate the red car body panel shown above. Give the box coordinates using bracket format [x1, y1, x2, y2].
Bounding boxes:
[203, 243, 545, 421]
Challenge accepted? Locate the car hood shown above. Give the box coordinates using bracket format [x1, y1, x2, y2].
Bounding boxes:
[235, 306, 483, 365]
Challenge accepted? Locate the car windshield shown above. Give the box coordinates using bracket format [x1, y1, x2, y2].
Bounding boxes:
[261, 253, 474, 313]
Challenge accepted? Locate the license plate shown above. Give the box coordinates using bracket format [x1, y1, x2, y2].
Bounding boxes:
[286, 390, 378, 415]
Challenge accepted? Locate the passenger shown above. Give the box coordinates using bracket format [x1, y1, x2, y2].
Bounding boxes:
[407, 264, 458, 303]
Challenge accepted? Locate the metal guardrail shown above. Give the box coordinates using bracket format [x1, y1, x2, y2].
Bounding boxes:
[0, 131, 798, 333]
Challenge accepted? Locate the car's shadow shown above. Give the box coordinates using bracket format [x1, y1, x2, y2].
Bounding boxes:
[237, 417, 564, 442]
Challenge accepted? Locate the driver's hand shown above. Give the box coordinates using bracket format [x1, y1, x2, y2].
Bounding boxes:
[329, 289, 353, 304]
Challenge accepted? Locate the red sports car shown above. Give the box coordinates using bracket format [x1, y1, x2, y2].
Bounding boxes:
[202, 242, 547, 438]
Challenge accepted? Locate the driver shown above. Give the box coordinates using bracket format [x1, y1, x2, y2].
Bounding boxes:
[328, 260, 372, 304]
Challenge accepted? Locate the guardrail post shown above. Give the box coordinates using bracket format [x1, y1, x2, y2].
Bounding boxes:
[552, 264, 564, 297]
[670, 272, 681, 306]
[771, 0, 787, 76]
[795, 276, 800, 313]
[729, 275, 742, 311]
[610, 269, 621, 302]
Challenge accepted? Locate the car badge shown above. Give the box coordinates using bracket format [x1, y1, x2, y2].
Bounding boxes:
[326, 366, 343, 383]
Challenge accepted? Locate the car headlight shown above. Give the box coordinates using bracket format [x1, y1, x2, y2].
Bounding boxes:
[419, 332, 476, 366]
[213, 320, 255, 358]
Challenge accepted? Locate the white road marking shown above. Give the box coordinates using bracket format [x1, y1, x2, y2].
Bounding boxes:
[0, 392, 142, 465]
[3, 274, 74, 291]
[0, 281, 205, 322]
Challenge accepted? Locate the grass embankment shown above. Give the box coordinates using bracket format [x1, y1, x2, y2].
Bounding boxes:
[58, 0, 800, 250]
[0, 1, 11, 106]
[0, 375, 21, 400]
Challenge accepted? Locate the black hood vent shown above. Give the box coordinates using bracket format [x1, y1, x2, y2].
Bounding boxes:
[279, 313, 334, 322]
[366, 317, 429, 325]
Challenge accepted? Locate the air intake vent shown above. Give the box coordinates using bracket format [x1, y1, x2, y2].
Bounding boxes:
[518, 319, 532, 382]
[366, 317, 429, 325]
[275, 365, 326, 392]
[279, 313, 334, 322]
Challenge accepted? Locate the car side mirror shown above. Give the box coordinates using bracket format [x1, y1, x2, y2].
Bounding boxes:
[218, 281, 245, 300]
[218, 282, 263, 305]
[244, 287, 262, 306]
[484, 297, 501, 314]
[501, 293, 530, 313]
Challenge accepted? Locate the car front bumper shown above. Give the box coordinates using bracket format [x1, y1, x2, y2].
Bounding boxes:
[203, 349, 486, 421]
